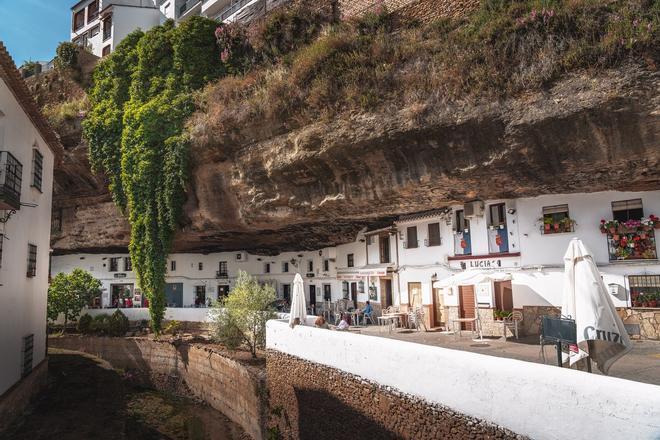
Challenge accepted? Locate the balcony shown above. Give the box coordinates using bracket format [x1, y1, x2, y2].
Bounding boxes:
[0, 152, 22, 211]
[601, 218, 659, 261]
[178, 0, 203, 20]
[216, 270, 229, 279]
[214, 0, 257, 22]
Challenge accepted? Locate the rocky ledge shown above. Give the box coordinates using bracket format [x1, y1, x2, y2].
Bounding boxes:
[51, 64, 659, 254]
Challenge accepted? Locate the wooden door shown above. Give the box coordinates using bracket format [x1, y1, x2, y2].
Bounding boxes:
[380, 279, 393, 307]
[379, 235, 390, 263]
[350, 282, 358, 307]
[408, 282, 422, 307]
[432, 288, 445, 327]
[458, 285, 476, 330]
[309, 285, 316, 312]
[494, 280, 513, 312]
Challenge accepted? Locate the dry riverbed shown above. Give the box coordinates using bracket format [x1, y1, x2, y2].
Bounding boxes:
[2, 349, 248, 440]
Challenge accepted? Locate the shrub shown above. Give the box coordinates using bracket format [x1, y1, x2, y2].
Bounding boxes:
[77, 314, 93, 334]
[109, 310, 130, 336]
[91, 314, 111, 335]
[163, 320, 182, 335]
[47, 269, 102, 333]
[54, 42, 79, 71]
[42, 96, 90, 129]
[210, 271, 276, 358]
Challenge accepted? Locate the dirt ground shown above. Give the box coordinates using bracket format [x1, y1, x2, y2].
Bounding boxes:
[354, 325, 660, 385]
[2, 350, 247, 440]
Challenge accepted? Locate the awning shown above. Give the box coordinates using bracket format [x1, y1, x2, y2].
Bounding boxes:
[433, 270, 512, 289]
[336, 264, 394, 280]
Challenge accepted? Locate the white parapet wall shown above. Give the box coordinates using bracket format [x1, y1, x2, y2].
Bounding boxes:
[266, 320, 660, 440]
[82, 307, 212, 323]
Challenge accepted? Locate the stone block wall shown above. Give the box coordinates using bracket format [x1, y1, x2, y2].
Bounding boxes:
[0, 360, 48, 433]
[618, 308, 659, 340]
[50, 336, 268, 440]
[266, 350, 519, 440]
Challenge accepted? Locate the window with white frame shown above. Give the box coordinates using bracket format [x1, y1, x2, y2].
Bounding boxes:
[282, 261, 289, 273]
[541, 204, 574, 234]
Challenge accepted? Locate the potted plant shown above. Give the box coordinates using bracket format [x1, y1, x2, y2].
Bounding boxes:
[640, 294, 649, 308]
[649, 293, 657, 308]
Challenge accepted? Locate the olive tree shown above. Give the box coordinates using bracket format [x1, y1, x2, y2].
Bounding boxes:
[210, 271, 277, 358]
[47, 269, 101, 333]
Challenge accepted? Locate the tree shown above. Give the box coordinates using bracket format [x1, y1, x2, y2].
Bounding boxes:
[210, 271, 277, 358]
[47, 269, 101, 333]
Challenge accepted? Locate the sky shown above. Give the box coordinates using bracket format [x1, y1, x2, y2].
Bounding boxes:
[0, 0, 72, 66]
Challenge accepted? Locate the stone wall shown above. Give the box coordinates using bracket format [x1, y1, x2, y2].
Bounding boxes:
[0, 360, 48, 433]
[49, 336, 268, 440]
[266, 351, 520, 440]
[618, 308, 659, 340]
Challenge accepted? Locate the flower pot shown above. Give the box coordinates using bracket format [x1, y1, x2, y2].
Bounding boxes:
[609, 227, 616, 234]
[642, 302, 649, 308]
[613, 234, 619, 240]
[649, 300, 657, 308]
[633, 300, 641, 307]
[544, 224, 551, 231]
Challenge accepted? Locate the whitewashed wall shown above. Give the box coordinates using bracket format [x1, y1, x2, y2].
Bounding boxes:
[0, 80, 55, 395]
[267, 320, 660, 440]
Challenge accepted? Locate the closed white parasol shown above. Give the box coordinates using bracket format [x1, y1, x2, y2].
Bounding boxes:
[289, 273, 307, 328]
[561, 238, 632, 374]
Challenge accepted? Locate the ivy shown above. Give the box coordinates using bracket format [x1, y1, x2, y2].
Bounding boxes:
[83, 17, 224, 333]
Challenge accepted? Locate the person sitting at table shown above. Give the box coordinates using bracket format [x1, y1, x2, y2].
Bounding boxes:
[315, 315, 329, 329]
[336, 314, 350, 331]
[358, 301, 373, 324]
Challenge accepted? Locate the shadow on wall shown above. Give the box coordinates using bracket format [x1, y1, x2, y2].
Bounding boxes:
[295, 387, 398, 440]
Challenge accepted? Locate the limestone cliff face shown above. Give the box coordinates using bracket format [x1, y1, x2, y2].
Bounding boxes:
[50, 65, 660, 254]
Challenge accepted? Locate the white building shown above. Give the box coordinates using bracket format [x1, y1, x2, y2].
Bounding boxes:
[0, 42, 60, 428]
[70, 0, 286, 57]
[50, 190, 660, 338]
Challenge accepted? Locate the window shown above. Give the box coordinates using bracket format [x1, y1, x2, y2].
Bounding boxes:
[629, 275, 660, 309]
[0, 234, 3, 269]
[282, 284, 291, 302]
[455, 210, 469, 233]
[89, 25, 100, 38]
[170, 260, 176, 271]
[612, 199, 644, 222]
[102, 15, 112, 41]
[124, 257, 132, 272]
[198, 262, 203, 271]
[342, 281, 349, 299]
[379, 235, 390, 263]
[22, 334, 34, 378]
[347, 253, 354, 268]
[366, 235, 373, 245]
[323, 259, 329, 272]
[87, 0, 100, 22]
[282, 261, 289, 273]
[405, 226, 418, 249]
[427, 223, 441, 247]
[308, 260, 314, 272]
[194, 285, 206, 307]
[488, 203, 506, 227]
[51, 208, 63, 234]
[27, 244, 37, 277]
[0, 151, 23, 210]
[217, 261, 228, 278]
[109, 257, 120, 272]
[73, 9, 85, 31]
[264, 263, 271, 273]
[541, 204, 573, 234]
[102, 45, 111, 57]
[323, 284, 331, 301]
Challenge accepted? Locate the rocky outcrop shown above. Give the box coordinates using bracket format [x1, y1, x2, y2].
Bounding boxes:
[50, 64, 659, 254]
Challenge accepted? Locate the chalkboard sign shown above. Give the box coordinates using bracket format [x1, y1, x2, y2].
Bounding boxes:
[541, 316, 577, 344]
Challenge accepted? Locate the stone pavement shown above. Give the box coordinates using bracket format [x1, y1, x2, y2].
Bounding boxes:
[353, 325, 660, 386]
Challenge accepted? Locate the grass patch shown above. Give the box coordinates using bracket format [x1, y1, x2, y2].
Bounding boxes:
[191, 0, 659, 146]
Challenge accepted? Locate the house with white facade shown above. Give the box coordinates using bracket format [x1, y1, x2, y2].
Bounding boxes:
[50, 189, 660, 339]
[70, 0, 289, 57]
[0, 42, 61, 430]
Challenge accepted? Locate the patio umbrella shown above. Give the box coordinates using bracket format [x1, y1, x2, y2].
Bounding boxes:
[433, 270, 512, 289]
[561, 238, 632, 374]
[289, 273, 306, 328]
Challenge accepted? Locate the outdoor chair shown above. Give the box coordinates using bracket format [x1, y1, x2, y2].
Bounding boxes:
[408, 306, 427, 332]
[502, 310, 523, 341]
[363, 311, 375, 325]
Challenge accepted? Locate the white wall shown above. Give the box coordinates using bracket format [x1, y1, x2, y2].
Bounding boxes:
[111, 5, 161, 52]
[267, 320, 660, 440]
[0, 80, 55, 395]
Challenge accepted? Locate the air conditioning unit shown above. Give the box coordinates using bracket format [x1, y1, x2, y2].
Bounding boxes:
[235, 251, 248, 262]
[464, 200, 484, 218]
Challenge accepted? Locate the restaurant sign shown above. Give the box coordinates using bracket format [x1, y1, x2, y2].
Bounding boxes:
[113, 273, 127, 279]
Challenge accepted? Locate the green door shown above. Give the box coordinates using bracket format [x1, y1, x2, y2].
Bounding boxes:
[165, 283, 183, 308]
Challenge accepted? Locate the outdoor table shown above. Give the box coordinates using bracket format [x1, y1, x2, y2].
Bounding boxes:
[377, 314, 400, 333]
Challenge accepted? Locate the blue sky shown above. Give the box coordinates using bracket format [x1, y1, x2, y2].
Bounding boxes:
[0, 0, 71, 66]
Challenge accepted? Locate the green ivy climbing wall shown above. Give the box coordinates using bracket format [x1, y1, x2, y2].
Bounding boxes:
[84, 18, 225, 333]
